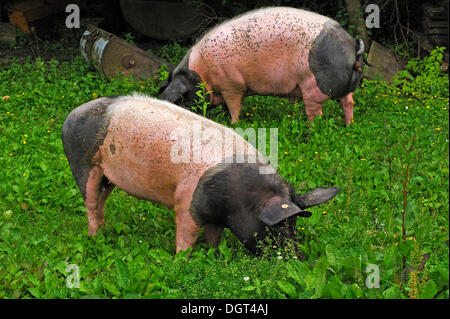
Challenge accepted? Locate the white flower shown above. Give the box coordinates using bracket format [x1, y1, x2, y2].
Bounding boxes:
[243, 276, 250, 281]
[277, 255, 283, 260]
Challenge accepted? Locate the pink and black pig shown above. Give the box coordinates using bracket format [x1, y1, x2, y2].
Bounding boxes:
[62, 95, 339, 256]
[159, 7, 364, 126]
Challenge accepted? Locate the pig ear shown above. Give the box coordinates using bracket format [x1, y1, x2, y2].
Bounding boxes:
[258, 200, 303, 226]
[159, 77, 189, 103]
[294, 187, 339, 209]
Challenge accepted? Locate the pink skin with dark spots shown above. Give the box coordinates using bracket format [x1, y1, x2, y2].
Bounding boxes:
[83, 95, 261, 252]
[188, 7, 353, 124]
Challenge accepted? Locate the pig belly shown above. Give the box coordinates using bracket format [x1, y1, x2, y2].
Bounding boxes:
[99, 146, 180, 208]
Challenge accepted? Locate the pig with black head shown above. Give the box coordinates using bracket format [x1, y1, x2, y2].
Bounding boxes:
[62, 94, 339, 256]
[160, 6, 365, 126]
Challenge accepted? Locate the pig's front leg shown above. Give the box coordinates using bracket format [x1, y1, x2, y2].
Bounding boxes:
[174, 185, 201, 253]
[300, 79, 329, 123]
[339, 92, 355, 126]
[222, 90, 245, 124]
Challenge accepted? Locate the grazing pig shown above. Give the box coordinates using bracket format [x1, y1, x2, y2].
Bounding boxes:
[62, 94, 339, 255]
[159, 6, 364, 126]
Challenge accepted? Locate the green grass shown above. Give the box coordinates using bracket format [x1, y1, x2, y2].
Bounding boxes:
[0, 41, 448, 299]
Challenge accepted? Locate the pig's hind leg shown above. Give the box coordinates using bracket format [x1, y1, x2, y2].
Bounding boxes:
[85, 165, 115, 235]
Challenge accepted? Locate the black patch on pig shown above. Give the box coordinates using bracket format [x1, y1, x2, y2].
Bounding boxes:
[61, 96, 118, 199]
[190, 162, 297, 254]
[159, 49, 202, 104]
[308, 21, 363, 98]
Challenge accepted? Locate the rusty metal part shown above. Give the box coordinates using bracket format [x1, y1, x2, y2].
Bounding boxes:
[119, 0, 215, 40]
[80, 24, 169, 81]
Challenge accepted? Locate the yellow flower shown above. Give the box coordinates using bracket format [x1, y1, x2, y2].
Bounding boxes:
[288, 114, 291, 117]
[436, 127, 441, 131]
[142, 217, 146, 221]
[252, 107, 256, 110]
[322, 211, 327, 215]
[298, 159, 302, 162]
[301, 227, 305, 230]
[23, 173, 26, 176]
[246, 112, 249, 116]
[426, 105, 430, 108]
[361, 158, 367, 161]
[23, 140, 26, 144]
[315, 151, 318, 155]
[92, 92, 99, 99]
[9, 153, 13, 156]
[284, 151, 288, 155]
[22, 92, 24, 95]
[47, 130, 51, 133]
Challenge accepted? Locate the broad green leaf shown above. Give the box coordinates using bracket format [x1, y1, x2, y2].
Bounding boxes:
[384, 245, 398, 268]
[277, 280, 297, 298]
[420, 280, 437, 299]
[383, 285, 400, 299]
[28, 287, 41, 298]
[115, 259, 130, 289]
[286, 260, 311, 288]
[103, 282, 121, 296]
[326, 244, 343, 271]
